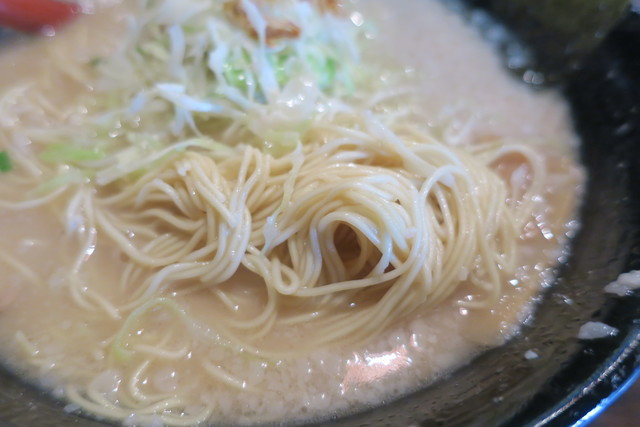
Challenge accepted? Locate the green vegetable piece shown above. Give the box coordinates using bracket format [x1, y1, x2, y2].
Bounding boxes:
[89, 57, 103, 67]
[224, 66, 250, 91]
[270, 51, 293, 88]
[0, 151, 12, 172]
[40, 143, 105, 164]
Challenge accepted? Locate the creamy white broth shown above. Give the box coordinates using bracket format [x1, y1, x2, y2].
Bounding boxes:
[0, 0, 582, 425]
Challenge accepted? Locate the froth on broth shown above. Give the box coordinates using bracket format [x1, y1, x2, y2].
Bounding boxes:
[0, 0, 582, 425]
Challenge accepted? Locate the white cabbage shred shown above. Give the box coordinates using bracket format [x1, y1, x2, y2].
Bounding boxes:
[604, 270, 640, 296]
[577, 322, 619, 340]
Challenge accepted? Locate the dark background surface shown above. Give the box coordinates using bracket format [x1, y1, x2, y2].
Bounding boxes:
[592, 379, 640, 427]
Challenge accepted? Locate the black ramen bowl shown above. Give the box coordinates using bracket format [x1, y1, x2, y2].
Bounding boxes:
[1, 2, 640, 426]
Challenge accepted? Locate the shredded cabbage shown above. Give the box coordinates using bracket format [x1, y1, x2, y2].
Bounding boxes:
[40, 143, 105, 163]
[36, 0, 364, 186]
[31, 168, 87, 195]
